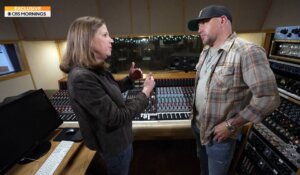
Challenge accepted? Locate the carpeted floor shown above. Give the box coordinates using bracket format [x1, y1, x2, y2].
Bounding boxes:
[131, 139, 200, 175]
[87, 139, 200, 175]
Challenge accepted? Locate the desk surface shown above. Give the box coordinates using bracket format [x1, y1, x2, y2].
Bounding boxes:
[6, 130, 96, 175]
[59, 120, 193, 140]
[59, 70, 196, 82]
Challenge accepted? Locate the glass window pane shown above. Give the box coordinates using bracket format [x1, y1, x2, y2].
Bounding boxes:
[0, 44, 15, 75]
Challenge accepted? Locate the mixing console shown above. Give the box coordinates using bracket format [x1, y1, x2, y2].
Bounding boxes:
[155, 78, 194, 87]
[127, 79, 194, 122]
[49, 90, 77, 122]
[50, 78, 195, 127]
[156, 87, 193, 112]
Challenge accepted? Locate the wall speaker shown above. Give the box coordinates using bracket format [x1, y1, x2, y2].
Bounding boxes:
[169, 53, 199, 71]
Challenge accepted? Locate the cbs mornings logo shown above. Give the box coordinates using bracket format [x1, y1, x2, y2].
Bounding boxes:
[5, 6, 51, 17]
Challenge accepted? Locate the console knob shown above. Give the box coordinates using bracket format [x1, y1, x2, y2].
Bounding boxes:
[280, 28, 289, 34]
[292, 28, 300, 34]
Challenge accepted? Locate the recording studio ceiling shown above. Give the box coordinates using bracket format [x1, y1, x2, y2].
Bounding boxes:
[1, 0, 300, 40]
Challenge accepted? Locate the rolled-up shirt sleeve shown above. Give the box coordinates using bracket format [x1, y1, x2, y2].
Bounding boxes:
[239, 45, 280, 123]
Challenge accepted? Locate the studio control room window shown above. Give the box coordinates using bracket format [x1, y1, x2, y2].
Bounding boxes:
[0, 43, 25, 77]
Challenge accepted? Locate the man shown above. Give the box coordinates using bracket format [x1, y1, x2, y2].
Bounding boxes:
[187, 5, 280, 175]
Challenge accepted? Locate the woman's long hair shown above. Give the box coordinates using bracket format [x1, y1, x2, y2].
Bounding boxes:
[60, 16, 109, 73]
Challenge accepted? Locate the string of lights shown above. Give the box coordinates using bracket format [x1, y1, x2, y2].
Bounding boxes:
[113, 34, 199, 44]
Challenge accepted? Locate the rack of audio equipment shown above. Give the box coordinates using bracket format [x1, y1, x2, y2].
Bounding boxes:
[236, 26, 300, 175]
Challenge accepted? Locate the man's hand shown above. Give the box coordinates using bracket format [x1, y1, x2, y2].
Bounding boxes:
[213, 121, 233, 143]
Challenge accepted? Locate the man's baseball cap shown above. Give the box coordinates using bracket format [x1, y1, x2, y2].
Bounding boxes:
[188, 5, 232, 31]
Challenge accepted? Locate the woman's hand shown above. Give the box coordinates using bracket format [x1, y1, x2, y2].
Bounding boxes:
[129, 62, 143, 81]
[142, 73, 155, 97]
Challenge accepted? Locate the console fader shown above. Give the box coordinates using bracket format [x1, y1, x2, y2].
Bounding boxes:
[49, 90, 77, 122]
[128, 78, 194, 122]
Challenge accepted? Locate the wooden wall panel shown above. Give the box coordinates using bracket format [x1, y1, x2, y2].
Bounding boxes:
[0, 1, 21, 40]
[98, 0, 131, 36]
[131, 0, 150, 35]
[16, 19, 47, 40]
[2, 0, 300, 39]
[22, 41, 63, 89]
[262, 0, 300, 31]
[42, 0, 99, 39]
[149, 0, 184, 34]
[0, 74, 35, 102]
[236, 0, 270, 32]
[7, 0, 47, 40]
[0, 17, 19, 40]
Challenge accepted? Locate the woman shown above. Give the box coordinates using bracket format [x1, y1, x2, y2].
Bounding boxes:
[60, 16, 155, 175]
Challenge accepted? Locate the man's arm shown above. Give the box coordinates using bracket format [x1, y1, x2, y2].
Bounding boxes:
[213, 45, 280, 142]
